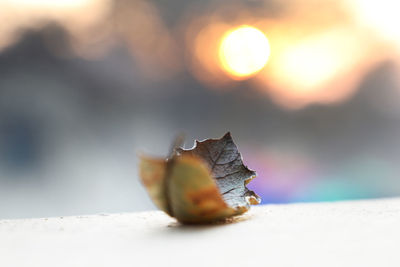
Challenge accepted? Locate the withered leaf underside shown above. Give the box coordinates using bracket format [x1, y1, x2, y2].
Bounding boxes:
[177, 132, 260, 210]
[139, 132, 260, 224]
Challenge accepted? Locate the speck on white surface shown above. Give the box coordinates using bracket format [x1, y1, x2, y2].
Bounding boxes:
[1, 198, 399, 267]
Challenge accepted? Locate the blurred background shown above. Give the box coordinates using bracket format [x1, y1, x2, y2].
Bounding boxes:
[1, 0, 400, 219]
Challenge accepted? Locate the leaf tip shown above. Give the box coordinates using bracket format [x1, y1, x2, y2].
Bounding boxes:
[223, 131, 232, 139]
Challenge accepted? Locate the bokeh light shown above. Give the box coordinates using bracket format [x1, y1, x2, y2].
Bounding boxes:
[0, 0, 112, 55]
[256, 27, 376, 109]
[219, 25, 270, 80]
[185, 20, 232, 88]
[3, 0, 94, 8]
[350, 0, 400, 44]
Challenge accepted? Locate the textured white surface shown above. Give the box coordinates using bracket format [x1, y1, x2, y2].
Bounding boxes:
[1, 198, 399, 267]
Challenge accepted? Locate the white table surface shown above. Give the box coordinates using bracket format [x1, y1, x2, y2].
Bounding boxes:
[1, 197, 399, 267]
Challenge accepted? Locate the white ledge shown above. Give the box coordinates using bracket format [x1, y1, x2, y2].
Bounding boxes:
[1, 198, 400, 267]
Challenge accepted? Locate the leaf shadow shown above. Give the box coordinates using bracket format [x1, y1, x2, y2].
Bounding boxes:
[163, 213, 254, 234]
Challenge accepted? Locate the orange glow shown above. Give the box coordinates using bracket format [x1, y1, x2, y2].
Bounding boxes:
[271, 31, 349, 91]
[0, 0, 111, 54]
[182, 1, 380, 108]
[185, 20, 233, 87]
[2, 0, 94, 8]
[255, 25, 378, 109]
[219, 26, 270, 80]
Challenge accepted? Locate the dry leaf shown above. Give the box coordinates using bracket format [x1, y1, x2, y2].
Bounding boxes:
[139, 132, 260, 224]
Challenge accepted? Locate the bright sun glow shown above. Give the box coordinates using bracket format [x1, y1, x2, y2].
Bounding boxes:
[219, 25, 270, 79]
[351, 0, 400, 43]
[276, 37, 342, 90]
[257, 28, 370, 109]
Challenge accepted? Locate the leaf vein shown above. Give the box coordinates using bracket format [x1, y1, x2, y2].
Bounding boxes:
[215, 170, 242, 179]
[222, 188, 236, 195]
[211, 141, 228, 170]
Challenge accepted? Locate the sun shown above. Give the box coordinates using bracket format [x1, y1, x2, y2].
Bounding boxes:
[218, 25, 270, 80]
